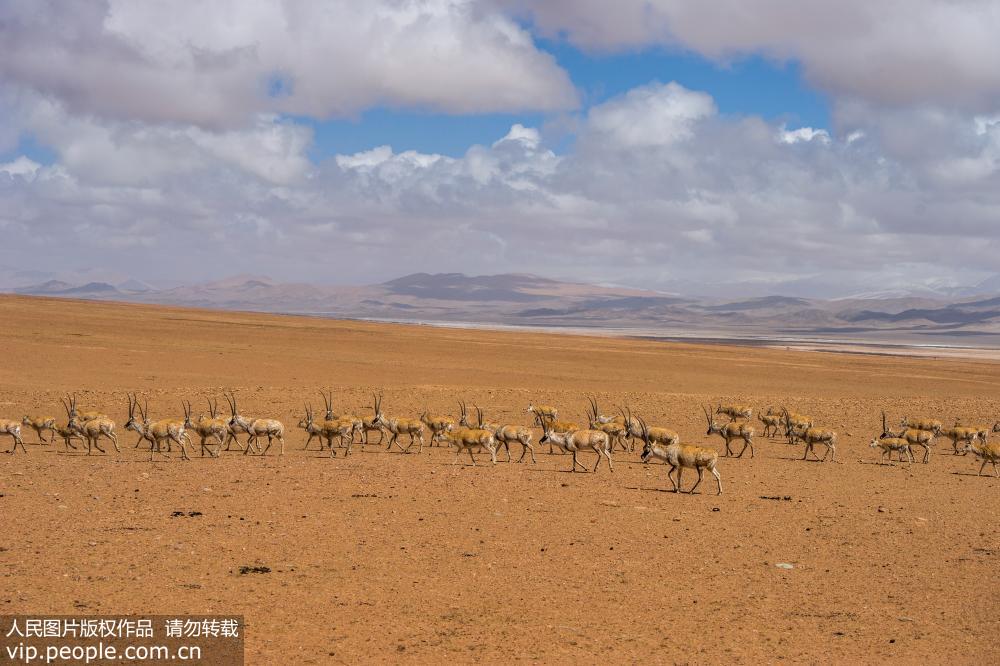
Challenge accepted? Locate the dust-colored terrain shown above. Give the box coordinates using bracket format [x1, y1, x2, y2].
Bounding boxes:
[1, 295, 998, 664]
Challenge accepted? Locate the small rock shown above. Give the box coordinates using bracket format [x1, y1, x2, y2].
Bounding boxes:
[775, 562, 794, 570]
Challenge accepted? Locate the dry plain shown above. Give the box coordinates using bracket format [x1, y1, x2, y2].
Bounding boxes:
[0, 294, 998, 663]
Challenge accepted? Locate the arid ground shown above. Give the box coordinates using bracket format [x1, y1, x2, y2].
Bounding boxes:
[1, 295, 998, 663]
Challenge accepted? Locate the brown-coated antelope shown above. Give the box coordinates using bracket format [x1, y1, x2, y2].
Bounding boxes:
[124, 394, 190, 461]
[420, 409, 456, 446]
[226, 393, 284, 456]
[371, 394, 425, 454]
[880, 412, 934, 463]
[781, 408, 814, 445]
[65, 397, 119, 455]
[703, 405, 754, 458]
[527, 403, 558, 427]
[870, 437, 913, 464]
[320, 391, 364, 445]
[716, 402, 752, 422]
[638, 417, 721, 494]
[587, 399, 630, 452]
[962, 439, 1000, 477]
[900, 416, 943, 437]
[52, 423, 84, 452]
[183, 399, 227, 457]
[441, 423, 497, 466]
[473, 405, 535, 463]
[21, 415, 57, 443]
[938, 423, 981, 455]
[621, 407, 678, 454]
[64, 395, 107, 424]
[796, 425, 837, 462]
[539, 422, 613, 473]
[1, 419, 26, 453]
[757, 406, 784, 438]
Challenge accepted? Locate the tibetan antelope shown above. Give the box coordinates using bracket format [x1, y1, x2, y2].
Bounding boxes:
[781, 408, 813, 445]
[52, 423, 84, 452]
[939, 423, 981, 456]
[65, 397, 118, 455]
[538, 422, 613, 473]
[757, 406, 784, 438]
[797, 425, 837, 462]
[962, 439, 1000, 477]
[900, 416, 942, 437]
[226, 393, 284, 456]
[703, 405, 754, 458]
[442, 423, 497, 466]
[64, 395, 108, 425]
[371, 394, 425, 454]
[298, 405, 354, 456]
[527, 403, 558, 427]
[420, 409, 456, 446]
[638, 417, 721, 494]
[124, 394, 190, 461]
[587, 399, 629, 452]
[622, 407, 679, 453]
[183, 399, 227, 457]
[320, 391, 363, 445]
[716, 402, 752, 422]
[880, 412, 933, 463]
[473, 405, 535, 463]
[21, 415, 57, 443]
[870, 437, 913, 464]
[1, 419, 26, 453]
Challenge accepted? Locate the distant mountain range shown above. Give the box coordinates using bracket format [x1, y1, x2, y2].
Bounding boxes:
[5, 272, 1000, 347]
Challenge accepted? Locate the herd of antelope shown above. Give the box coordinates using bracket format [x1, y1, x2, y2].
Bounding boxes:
[3, 394, 1000, 494]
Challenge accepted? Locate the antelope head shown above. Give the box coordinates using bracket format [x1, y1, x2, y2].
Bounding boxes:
[704, 405, 723, 436]
[298, 404, 314, 430]
[182, 400, 194, 429]
[636, 417, 656, 462]
[226, 392, 249, 431]
[322, 391, 334, 421]
[458, 400, 472, 428]
[371, 393, 385, 427]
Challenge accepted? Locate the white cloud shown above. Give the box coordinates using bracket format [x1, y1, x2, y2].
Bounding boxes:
[0, 156, 41, 180]
[499, 0, 1000, 111]
[0, 0, 578, 129]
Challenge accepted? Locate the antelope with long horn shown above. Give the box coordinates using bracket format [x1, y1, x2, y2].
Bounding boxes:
[703, 405, 754, 458]
[538, 421, 613, 473]
[474, 406, 535, 463]
[227, 393, 284, 456]
[880, 411, 934, 463]
[622, 407, 678, 451]
[67, 396, 119, 455]
[183, 399, 227, 457]
[0, 418, 26, 454]
[781, 407, 814, 445]
[716, 402, 752, 422]
[64, 394, 107, 423]
[371, 394, 425, 454]
[638, 417, 721, 494]
[420, 408, 456, 446]
[900, 415, 943, 437]
[125, 395, 191, 461]
[21, 415, 57, 443]
[587, 399, 629, 452]
[321, 391, 364, 446]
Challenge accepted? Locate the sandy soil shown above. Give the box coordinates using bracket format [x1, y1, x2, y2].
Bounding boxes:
[1, 294, 998, 664]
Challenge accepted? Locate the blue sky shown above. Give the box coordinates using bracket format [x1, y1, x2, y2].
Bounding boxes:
[306, 47, 829, 160]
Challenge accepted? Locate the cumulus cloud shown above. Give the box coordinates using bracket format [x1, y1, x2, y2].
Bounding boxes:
[499, 0, 1000, 112]
[0, 0, 577, 129]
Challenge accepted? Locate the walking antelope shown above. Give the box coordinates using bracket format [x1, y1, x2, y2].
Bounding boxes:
[472, 405, 535, 463]
[782, 408, 814, 444]
[226, 393, 284, 456]
[900, 416, 943, 437]
[757, 406, 784, 438]
[938, 422, 981, 456]
[52, 423, 84, 452]
[880, 412, 934, 463]
[638, 417, 722, 495]
[371, 394, 425, 454]
[538, 422, 613, 473]
[1, 419, 26, 454]
[320, 391, 363, 445]
[527, 403, 558, 427]
[21, 415, 57, 443]
[962, 439, 1000, 477]
[64, 395, 107, 424]
[298, 404, 326, 450]
[870, 437, 913, 464]
[622, 407, 679, 452]
[183, 399, 227, 457]
[716, 402, 752, 422]
[703, 405, 754, 458]
[588, 397, 627, 426]
[587, 399, 630, 452]
[124, 394, 190, 461]
[420, 410, 455, 446]
[441, 423, 497, 466]
[797, 425, 837, 462]
[66, 398, 118, 455]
